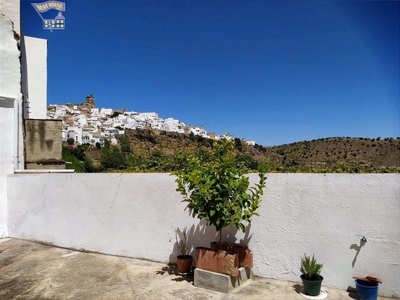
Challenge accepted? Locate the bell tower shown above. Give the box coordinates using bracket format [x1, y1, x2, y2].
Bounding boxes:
[85, 94, 95, 108]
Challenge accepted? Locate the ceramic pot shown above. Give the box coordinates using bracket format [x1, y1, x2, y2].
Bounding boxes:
[177, 254, 193, 274]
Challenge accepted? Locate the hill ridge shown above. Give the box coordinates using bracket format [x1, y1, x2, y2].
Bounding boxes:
[69, 129, 400, 173]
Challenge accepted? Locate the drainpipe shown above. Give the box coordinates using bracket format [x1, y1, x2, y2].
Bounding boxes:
[0, 96, 19, 170]
[13, 98, 19, 170]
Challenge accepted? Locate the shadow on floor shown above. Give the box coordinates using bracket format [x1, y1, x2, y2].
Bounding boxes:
[292, 283, 302, 293]
[346, 286, 358, 299]
[156, 265, 194, 284]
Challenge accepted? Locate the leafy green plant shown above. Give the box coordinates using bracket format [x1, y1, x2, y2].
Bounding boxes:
[62, 145, 97, 173]
[175, 228, 189, 256]
[118, 134, 132, 155]
[174, 137, 267, 247]
[67, 138, 75, 146]
[300, 254, 323, 280]
[100, 146, 127, 170]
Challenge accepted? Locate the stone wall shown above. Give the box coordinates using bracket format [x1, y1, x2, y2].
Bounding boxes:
[25, 119, 64, 169]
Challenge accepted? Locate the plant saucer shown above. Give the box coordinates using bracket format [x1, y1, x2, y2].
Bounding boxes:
[299, 288, 328, 300]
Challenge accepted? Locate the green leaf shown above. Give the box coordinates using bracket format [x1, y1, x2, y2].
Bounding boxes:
[173, 137, 267, 233]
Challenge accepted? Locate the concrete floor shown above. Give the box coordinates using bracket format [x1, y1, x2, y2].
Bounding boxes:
[0, 238, 394, 300]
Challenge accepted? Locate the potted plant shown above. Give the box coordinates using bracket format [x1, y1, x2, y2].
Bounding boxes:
[353, 275, 382, 300]
[300, 254, 324, 296]
[173, 137, 267, 276]
[175, 228, 193, 274]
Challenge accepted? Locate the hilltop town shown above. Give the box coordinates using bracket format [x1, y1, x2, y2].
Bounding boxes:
[47, 95, 400, 174]
[47, 94, 255, 147]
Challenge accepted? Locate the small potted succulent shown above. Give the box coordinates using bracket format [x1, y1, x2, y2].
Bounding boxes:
[300, 254, 324, 296]
[175, 228, 193, 274]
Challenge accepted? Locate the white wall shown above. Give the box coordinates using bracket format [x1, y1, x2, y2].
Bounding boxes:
[6, 173, 400, 297]
[24, 36, 48, 119]
[253, 174, 399, 298]
[0, 0, 20, 34]
[0, 0, 23, 237]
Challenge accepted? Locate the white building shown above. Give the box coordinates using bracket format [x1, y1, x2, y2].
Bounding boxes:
[55, 105, 67, 117]
[23, 36, 47, 119]
[113, 121, 124, 128]
[67, 126, 82, 144]
[100, 108, 113, 116]
[75, 115, 87, 126]
[82, 132, 91, 144]
[245, 140, 256, 146]
[103, 119, 113, 126]
[82, 131, 104, 147]
[91, 136, 104, 147]
[1, 0, 24, 237]
[189, 126, 207, 136]
[61, 130, 68, 141]
[137, 112, 158, 120]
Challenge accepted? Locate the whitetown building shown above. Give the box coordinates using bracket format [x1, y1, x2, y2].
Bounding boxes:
[47, 96, 231, 147]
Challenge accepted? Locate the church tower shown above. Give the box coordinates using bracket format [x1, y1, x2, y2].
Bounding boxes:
[85, 94, 95, 108]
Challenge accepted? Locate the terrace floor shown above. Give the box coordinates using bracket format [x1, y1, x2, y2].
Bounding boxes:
[0, 238, 394, 300]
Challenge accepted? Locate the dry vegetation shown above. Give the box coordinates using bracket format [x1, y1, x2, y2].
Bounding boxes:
[267, 137, 400, 167]
[78, 130, 399, 173]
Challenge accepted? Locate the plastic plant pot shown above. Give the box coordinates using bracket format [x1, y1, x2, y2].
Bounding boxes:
[355, 279, 378, 300]
[301, 274, 323, 296]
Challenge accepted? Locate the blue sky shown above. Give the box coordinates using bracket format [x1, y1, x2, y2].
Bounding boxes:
[21, 0, 399, 146]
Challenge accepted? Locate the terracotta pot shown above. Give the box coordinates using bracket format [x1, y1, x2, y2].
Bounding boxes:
[195, 247, 239, 277]
[210, 242, 254, 268]
[176, 255, 193, 274]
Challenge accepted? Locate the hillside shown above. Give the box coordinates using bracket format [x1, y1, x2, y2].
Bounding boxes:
[73, 130, 400, 173]
[266, 137, 400, 167]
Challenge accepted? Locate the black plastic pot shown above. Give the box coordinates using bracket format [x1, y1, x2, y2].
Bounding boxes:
[301, 274, 324, 296]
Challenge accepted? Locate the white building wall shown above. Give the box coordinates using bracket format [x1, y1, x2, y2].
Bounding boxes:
[6, 173, 400, 297]
[100, 108, 113, 116]
[24, 36, 47, 119]
[245, 140, 256, 146]
[0, 0, 20, 34]
[67, 127, 82, 144]
[0, 0, 23, 238]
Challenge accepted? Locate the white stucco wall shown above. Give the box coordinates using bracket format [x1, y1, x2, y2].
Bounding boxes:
[0, 0, 20, 34]
[24, 36, 48, 119]
[0, 0, 23, 238]
[6, 173, 400, 297]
